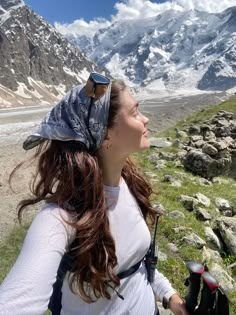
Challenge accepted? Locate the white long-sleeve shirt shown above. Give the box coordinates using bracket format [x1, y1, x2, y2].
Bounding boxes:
[0, 179, 176, 315]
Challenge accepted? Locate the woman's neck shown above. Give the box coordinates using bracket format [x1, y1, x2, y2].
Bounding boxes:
[100, 157, 126, 187]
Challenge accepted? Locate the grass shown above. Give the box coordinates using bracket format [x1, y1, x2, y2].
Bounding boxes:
[1, 94, 236, 314]
[0, 224, 29, 281]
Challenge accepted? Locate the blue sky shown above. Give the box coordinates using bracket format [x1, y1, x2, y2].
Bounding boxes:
[24, 0, 167, 24]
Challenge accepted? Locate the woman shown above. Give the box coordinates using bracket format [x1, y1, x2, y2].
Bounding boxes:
[0, 73, 189, 315]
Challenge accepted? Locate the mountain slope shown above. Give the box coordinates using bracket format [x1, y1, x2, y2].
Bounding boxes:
[60, 6, 236, 92]
[0, 0, 101, 106]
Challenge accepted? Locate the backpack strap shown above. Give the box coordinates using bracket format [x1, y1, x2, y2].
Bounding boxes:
[117, 259, 143, 279]
[49, 236, 152, 314]
[48, 238, 78, 315]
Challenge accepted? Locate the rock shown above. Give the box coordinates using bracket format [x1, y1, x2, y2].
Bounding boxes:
[173, 226, 192, 233]
[215, 198, 231, 211]
[182, 233, 206, 249]
[153, 203, 165, 213]
[183, 150, 231, 179]
[159, 152, 177, 161]
[171, 180, 182, 187]
[181, 111, 236, 179]
[149, 137, 172, 148]
[223, 136, 235, 147]
[203, 131, 216, 141]
[223, 210, 233, 217]
[195, 207, 212, 221]
[217, 118, 231, 128]
[227, 262, 236, 275]
[190, 135, 203, 142]
[204, 226, 223, 252]
[210, 263, 236, 292]
[211, 177, 222, 184]
[147, 153, 159, 164]
[158, 251, 168, 261]
[188, 125, 200, 135]
[176, 129, 188, 138]
[155, 160, 167, 170]
[168, 210, 185, 219]
[178, 195, 199, 211]
[202, 143, 218, 156]
[212, 140, 228, 151]
[176, 151, 187, 159]
[167, 243, 179, 253]
[196, 178, 212, 186]
[163, 174, 174, 182]
[194, 140, 205, 148]
[174, 161, 184, 169]
[172, 139, 184, 148]
[194, 193, 211, 207]
[174, 171, 188, 179]
[216, 216, 236, 255]
[202, 247, 223, 264]
[200, 124, 212, 134]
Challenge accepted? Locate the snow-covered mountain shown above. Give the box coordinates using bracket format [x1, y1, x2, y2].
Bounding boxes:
[0, 0, 103, 107]
[59, 6, 236, 92]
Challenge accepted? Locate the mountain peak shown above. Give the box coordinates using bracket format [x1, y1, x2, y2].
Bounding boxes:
[63, 6, 236, 92]
[0, 0, 104, 106]
[0, 0, 24, 11]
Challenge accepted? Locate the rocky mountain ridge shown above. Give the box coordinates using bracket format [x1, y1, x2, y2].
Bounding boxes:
[60, 6, 236, 92]
[0, 0, 101, 107]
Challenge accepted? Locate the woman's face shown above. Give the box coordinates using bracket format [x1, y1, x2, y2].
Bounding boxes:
[107, 88, 150, 157]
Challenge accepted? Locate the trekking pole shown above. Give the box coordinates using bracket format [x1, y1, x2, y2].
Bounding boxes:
[184, 261, 205, 314]
[194, 271, 219, 315]
[145, 214, 159, 283]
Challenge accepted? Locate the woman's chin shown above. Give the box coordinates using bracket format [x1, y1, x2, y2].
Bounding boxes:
[140, 140, 150, 151]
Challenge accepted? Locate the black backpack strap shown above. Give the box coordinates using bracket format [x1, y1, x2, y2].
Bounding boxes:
[48, 238, 78, 315]
[49, 240, 147, 310]
[117, 259, 143, 279]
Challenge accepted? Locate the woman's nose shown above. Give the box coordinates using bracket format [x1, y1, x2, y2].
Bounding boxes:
[142, 113, 149, 125]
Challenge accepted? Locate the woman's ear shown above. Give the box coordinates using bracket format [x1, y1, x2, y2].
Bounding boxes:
[104, 130, 111, 141]
[100, 131, 112, 150]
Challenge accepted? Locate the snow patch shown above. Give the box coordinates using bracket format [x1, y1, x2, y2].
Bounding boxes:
[15, 83, 32, 99]
[63, 67, 77, 77]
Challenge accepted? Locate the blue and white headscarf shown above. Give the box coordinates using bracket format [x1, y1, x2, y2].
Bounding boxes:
[23, 82, 111, 151]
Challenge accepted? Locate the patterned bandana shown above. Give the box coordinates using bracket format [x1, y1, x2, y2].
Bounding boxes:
[23, 80, 111, 151]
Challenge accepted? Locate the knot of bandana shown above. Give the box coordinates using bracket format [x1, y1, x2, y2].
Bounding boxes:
[23, 74, 111, 152]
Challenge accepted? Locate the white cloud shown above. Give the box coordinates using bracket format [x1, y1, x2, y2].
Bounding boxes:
[55, 0, 236, 38]
[54, 18, 111, 39]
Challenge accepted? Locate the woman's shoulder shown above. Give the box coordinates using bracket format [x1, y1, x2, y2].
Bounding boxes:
[32, 202, 76, 244]
[40, 202, 72, 218]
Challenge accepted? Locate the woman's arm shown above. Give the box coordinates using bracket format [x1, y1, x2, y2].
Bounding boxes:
[151, 269, 176, 302]
[0, 205, 74, 315]
[151, 270, 190, 315]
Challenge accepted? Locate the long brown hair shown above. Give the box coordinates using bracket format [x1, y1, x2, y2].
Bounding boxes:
[11, 80, 156, 303]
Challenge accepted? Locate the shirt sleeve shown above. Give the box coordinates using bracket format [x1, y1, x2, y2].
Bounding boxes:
[0, 205, 75, 315]
[151, 269, 176, 302]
